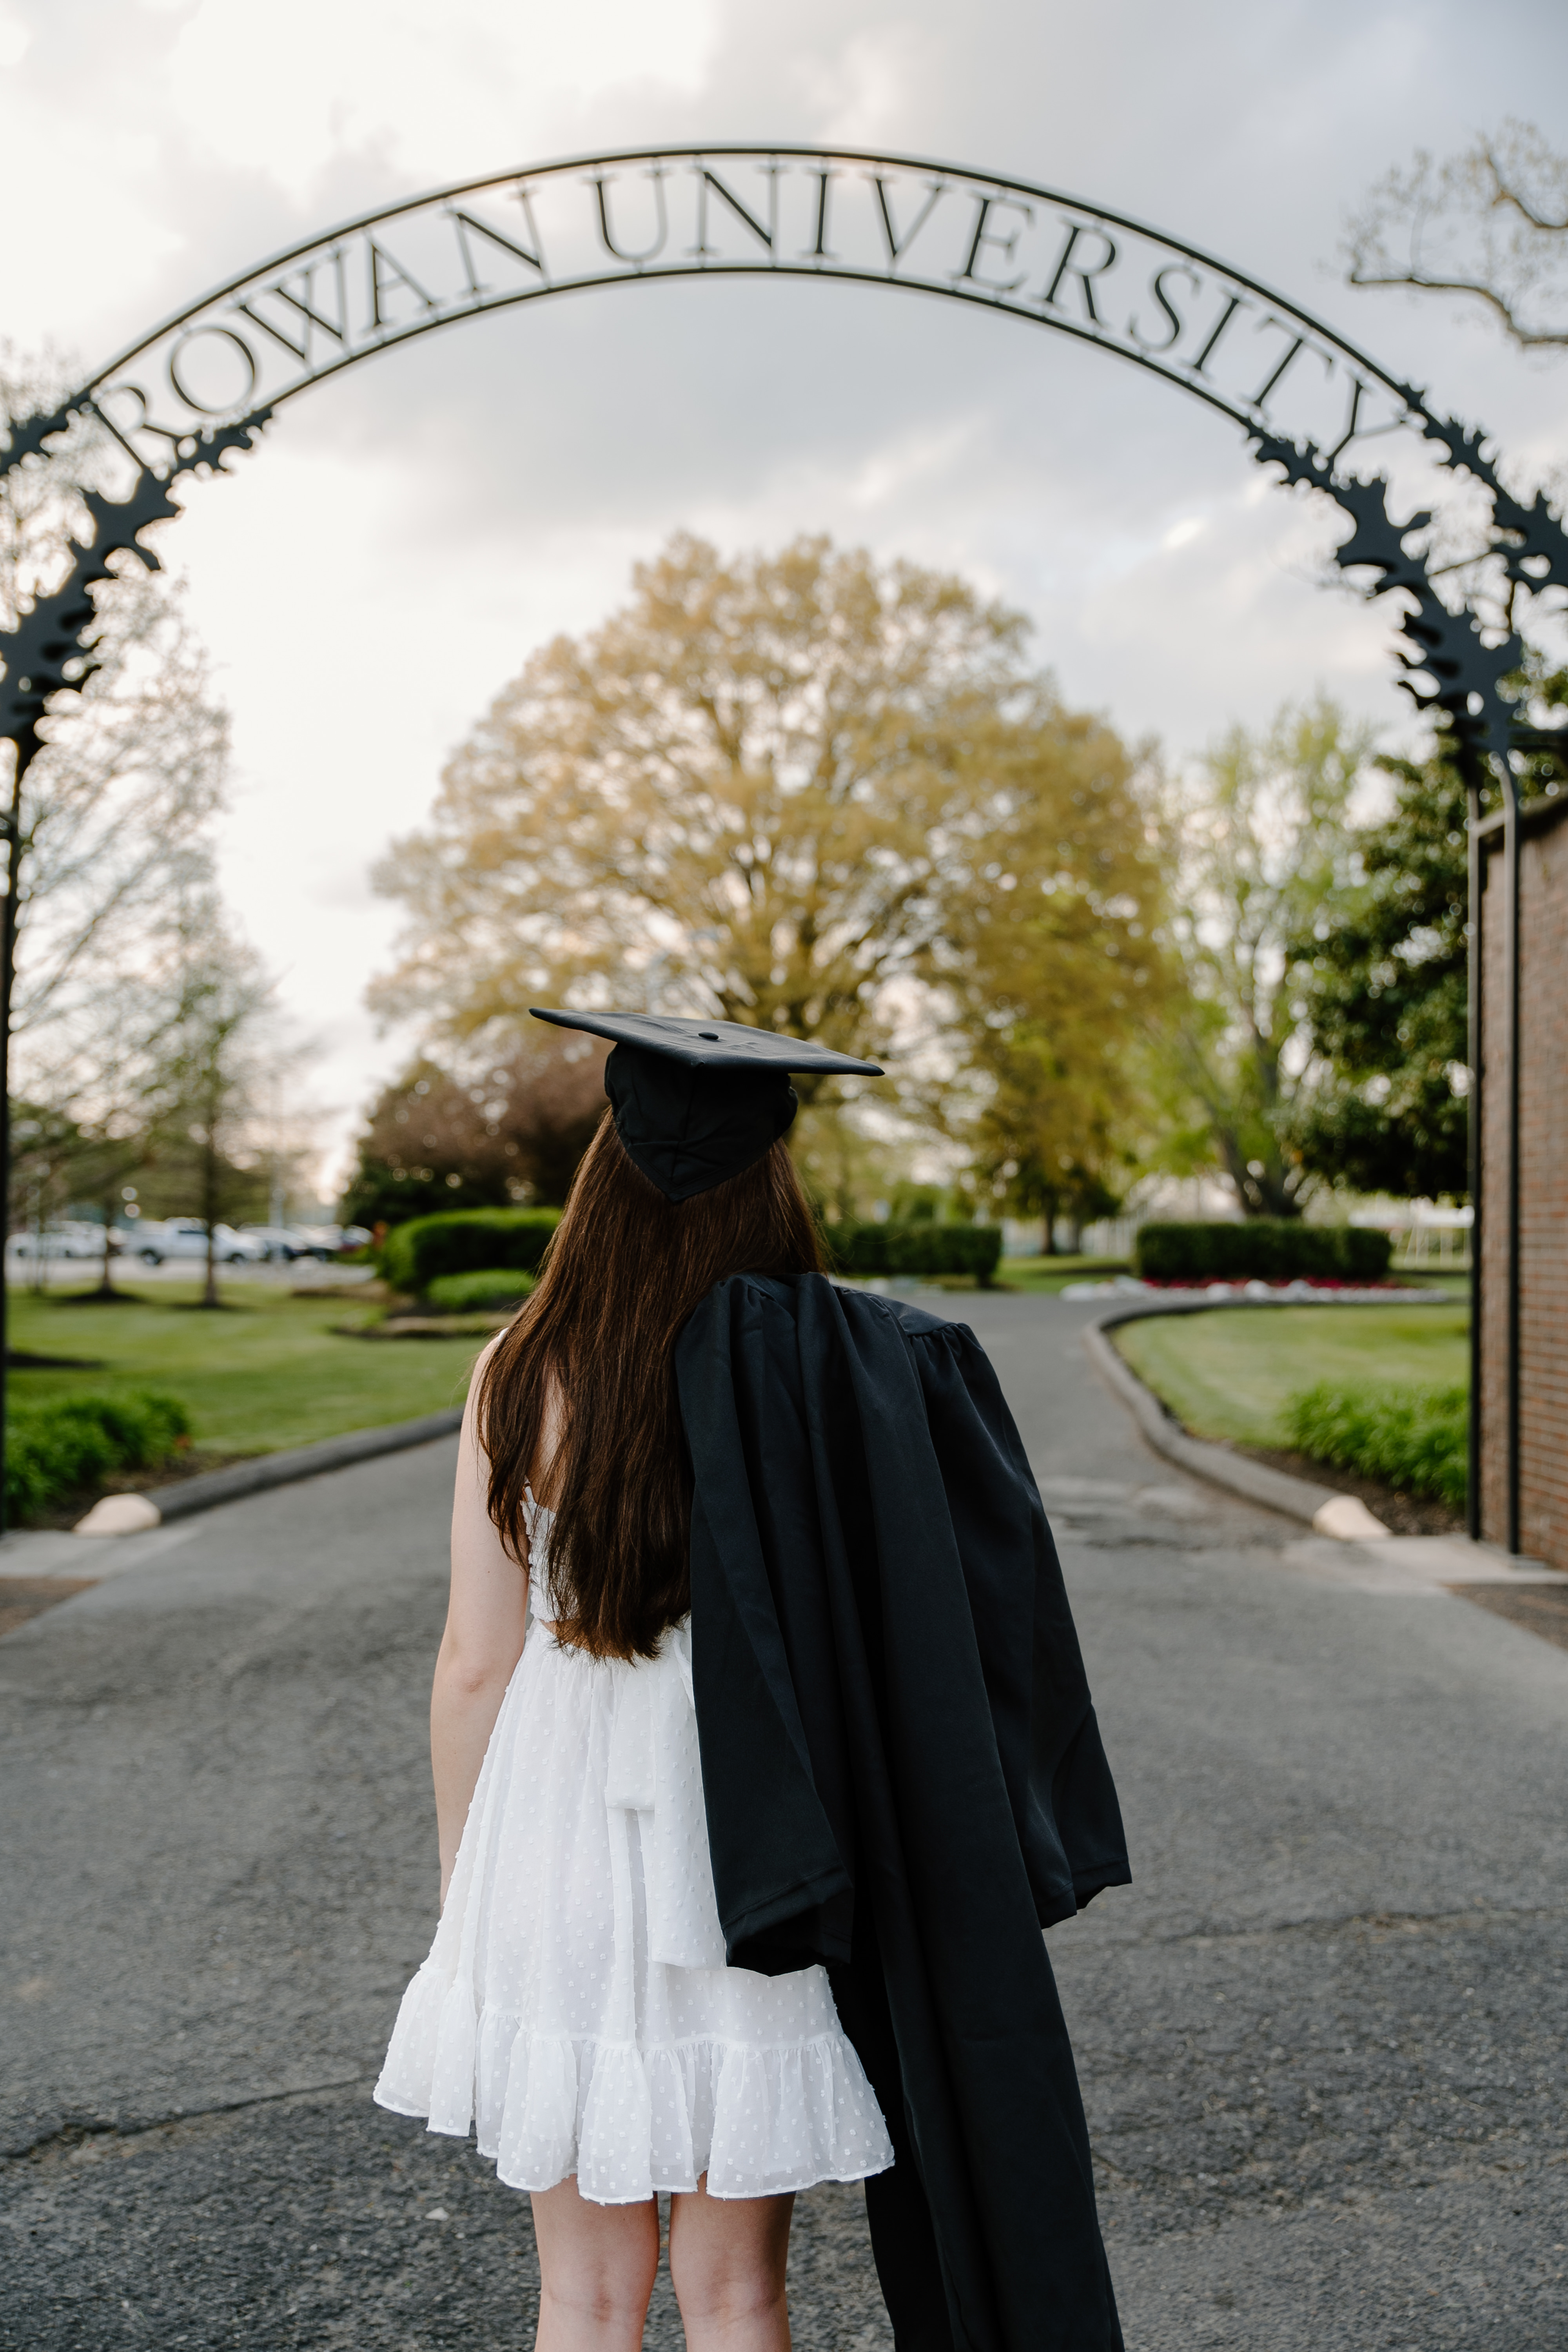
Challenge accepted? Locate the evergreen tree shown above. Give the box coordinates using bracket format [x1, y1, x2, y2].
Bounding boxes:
[1290, 755, 1469, 1198]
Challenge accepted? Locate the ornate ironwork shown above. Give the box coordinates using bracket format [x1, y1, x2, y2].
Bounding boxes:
[0, 413, 271, 753]
[1, 143, 1562, 1544]
[1247, 432, 1541, 1550]
[6, 147, 1558, 769]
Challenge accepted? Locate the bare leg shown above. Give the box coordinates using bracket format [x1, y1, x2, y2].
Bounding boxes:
[668, 2178, 794, 2352]
[530, 2177, 660, 2352]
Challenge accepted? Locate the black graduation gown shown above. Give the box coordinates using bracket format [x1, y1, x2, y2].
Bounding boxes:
[675, 1272, 1131, 2352]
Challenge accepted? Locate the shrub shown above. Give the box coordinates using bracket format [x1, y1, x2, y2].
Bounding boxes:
[424, 1268, 536, 1313]
[830, 1220, 1004, 1285]
[380, 1208, 562, 1295]
[1286, 1381, 1467, 1511]
[5, 1389, 192, 1524]
[1133, 1220, 1393, 1284]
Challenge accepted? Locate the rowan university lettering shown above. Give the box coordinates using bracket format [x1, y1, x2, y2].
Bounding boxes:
[50, 149, 1412, 470]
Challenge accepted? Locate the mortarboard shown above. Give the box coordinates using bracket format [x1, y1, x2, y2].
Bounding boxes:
[530, 1008, 884, 1203]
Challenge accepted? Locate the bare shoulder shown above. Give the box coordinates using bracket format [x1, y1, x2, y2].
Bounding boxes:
[467, 1324, 565, 1497]
[465, 1323, 522, 1421]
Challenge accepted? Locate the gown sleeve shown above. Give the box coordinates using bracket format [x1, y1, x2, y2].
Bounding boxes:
[677, 1269, 857, 1975]
[891, 1303, 1132, 1921]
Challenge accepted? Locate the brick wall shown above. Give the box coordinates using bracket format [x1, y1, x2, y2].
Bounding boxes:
[1478, 796, 1568, 1565]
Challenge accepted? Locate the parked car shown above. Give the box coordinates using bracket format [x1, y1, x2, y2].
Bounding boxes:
[238, 1225, 318, 1263]
[119, 1218, 269, 1267]
[289, 1224, 372, 1261]
[8, 1220, 116, 1261]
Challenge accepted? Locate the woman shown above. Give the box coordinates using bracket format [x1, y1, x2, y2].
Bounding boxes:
[376, 1015, 896, 2352]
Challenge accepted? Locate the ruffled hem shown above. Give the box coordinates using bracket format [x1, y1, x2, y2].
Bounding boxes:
[373, 1960, 895, 2204]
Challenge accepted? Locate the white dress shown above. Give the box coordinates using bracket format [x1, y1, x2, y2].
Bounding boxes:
[374, 1499, 893, 2204]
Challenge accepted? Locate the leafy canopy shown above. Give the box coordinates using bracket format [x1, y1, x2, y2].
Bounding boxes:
[1289, 753, 1469, 1199]
[371, 533, 1163, 1209]
[1154, 696, 1372, 1218]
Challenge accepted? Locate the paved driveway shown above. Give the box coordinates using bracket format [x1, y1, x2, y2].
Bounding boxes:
[2, 1293, 1564, 2349]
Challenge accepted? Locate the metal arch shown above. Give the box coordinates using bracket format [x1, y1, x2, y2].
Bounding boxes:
[0, 141, 1564, 1548]
[0, 143, 1546, 769]
[0, 142, 1436, 452]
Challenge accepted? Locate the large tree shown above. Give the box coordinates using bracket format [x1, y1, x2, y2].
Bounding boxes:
[1288, 753, 1468, 1199]
[10, 570, 229, 1072]
[1, 354, 234, 1252]
[1154, 697, 1373, 1218]
[1290, 654, 1568, 1201]
[371, 533, 1161, 1199]
[937, 710, 1168, 1244]
[139, 900, 294, 1307]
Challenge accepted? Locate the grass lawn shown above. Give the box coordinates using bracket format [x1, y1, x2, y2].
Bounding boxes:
[6, 1283, 483, 1457]
[997, 1255, 1130, 1295]
[1403, 1271, 1472, 1304]
[1113, 1304, 1468, 1448]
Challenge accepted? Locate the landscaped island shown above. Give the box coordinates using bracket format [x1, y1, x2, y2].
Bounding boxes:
[1113, 1301, 1468, 1518]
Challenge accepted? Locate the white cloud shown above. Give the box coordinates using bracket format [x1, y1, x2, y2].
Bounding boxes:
[159, 0, 720, 201]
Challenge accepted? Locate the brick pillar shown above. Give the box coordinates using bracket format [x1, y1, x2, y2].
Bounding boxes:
[1477, 795, 1568, 1565]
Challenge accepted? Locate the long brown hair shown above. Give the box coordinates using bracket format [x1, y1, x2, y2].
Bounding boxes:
[476, 1109, 825, 1658]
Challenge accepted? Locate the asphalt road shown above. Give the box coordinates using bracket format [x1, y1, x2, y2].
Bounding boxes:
[2, 1292, 1565, 2350]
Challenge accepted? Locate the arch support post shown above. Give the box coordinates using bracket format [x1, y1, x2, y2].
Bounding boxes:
[0, 733, 29, 1536]
[1469, 759, 1524, 1558]
[1465, 768, 1483, 1544]
[1503, 780, 1522, 1557]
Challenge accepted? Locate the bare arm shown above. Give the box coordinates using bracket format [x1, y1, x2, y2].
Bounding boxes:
[431, 1341, 532, 1904]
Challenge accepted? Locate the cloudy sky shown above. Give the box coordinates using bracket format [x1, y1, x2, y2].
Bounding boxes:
[3, 0, 1566, 1189]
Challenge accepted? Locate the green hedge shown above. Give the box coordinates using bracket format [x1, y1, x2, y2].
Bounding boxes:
[425, 1268, 537, 1312]
[1133, 1220, 1393, 1284]
[831, 1221, 1004, 1284]
[6, 1389, 191, 1524]
[381, 1208, 562, 1294]
[1287, 1382, 1467, 1511]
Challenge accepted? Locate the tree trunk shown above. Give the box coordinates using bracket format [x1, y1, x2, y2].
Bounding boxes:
[1040, 1191, 1061, 1255]
[94, 1188, 118, 1299]
[201, 1120, 221, 1309]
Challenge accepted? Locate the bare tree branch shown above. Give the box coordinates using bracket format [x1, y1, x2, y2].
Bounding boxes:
[1344, 120, 1568, 351]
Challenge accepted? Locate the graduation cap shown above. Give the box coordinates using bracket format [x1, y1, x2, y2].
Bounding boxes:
[530, 1007, 884, 1203]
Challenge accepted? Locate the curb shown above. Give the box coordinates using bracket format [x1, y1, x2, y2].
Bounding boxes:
[76, 1406, 465, 1534]
[1083, 1305, 1373, 1532]
[1069, 1284, 1451, 1308]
